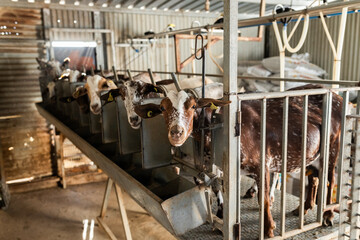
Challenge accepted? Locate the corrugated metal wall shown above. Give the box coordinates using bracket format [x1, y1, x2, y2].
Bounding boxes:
[49, 9, 264, 81]
[0, 8, 52, 180]
[268, 13, 360, 81]
[0, 7, 264, 181]
[49, 9, 94, 41]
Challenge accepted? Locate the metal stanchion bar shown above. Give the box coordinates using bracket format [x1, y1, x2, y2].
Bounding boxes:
[259, 99, 267, 240]
[299, 95, 309, 229]
[280, 96, 289, 236]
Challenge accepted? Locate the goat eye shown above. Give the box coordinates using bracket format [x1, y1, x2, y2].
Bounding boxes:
[192, 105, 196, 109]
[160, 106, 165, 111]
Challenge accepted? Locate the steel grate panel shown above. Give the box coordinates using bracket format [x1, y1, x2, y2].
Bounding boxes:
[180, 176, 340, 240]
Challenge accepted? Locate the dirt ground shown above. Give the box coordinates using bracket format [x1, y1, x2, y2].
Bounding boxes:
[0, 181, 176, 240]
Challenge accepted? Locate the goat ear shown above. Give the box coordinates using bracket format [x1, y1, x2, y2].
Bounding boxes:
[134, 104, 162, 119]
[141, 83, 164, 95]
[73, 87, 87, 99]
[156, 79, 173, 86]
[100, 88, 122, 106]
[197, 98, 231, 109]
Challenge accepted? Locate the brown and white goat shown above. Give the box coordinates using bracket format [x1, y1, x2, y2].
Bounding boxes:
[134, 84, 343, 238]
[101, 73, 214, 129]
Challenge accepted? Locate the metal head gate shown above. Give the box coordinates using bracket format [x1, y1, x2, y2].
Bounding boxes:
[234, 86, 360, 239]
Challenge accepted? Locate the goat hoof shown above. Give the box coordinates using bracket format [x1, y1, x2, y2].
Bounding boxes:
[323, 210, 334, 227]
[292, 207, 300, 216]
[216, 209, 223, 219]
[243, 188, 256, 199]
[265, 229, 275, 238]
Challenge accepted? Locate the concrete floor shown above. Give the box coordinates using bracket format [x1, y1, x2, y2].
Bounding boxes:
[0, 181, 176, 240]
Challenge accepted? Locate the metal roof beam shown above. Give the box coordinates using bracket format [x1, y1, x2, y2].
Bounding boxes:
[181, 1, 204, 11]
[121, 0, 137, 8]
[146, 0, 168, 8]
[237, 0, 313, 6]
[168, 0, 195, 10]
[133, 0, 152, 8]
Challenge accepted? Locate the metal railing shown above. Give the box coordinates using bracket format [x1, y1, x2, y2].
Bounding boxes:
[236, 86, 360, 239]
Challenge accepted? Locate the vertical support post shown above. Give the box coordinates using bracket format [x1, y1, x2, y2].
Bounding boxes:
[114, 184, 133, 240]
[165, 34, 169, 73]
[174, 35, 181, 73]
[223, 0, 239, 239]
[299, 95, 308, 228]
[58, 133, 67, 189]
[338, 92, 352, 240]
[93, 11, 105, 69]
[350, 93, 360, 239]
[280, 96, 289, 236]
[257, 0, 266, 39]
[317, 92, 332, 223]
[337, 91, 349, 202]
[259, 99, 267, 240]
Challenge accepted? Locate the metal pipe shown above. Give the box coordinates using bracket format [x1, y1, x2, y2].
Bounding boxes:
[237, 100, 242, 224]
[110, 32, 117, 69]
[50, 28, 112, 33]
[147, 68, 156, 85]
[299, 95, 309, 229]
[280, 96, 289, 236]
[127, 69, 133, 81]
[112, 66, 119, 82]
[336, 91, 349, 202]
[117, 69, 359, 86]
[259, 99, 267, 240]
[137, 1, 360, 39]
[317, 92, 333, 222]
[237, 86, 360, 101]
[170, 73, 182, 92]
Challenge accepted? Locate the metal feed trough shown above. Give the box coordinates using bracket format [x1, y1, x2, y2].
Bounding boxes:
[69, 82, 89, 127]
[140, 98, 173, 169]
[35, 102, 210, 236]
[100, 89, 141, 154]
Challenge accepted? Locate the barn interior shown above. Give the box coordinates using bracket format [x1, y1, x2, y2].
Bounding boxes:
[1, 0, 360, 240]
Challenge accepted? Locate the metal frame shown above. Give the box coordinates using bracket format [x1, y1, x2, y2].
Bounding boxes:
[236, 86, 360, 239]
